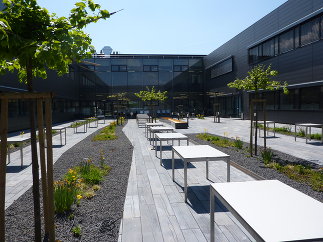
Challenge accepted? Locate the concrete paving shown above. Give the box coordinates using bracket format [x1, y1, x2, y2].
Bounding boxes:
[179, 117, 323, 166]
[5, 119, 111, 209]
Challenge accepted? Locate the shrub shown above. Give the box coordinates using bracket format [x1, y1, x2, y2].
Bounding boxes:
[233, 138, 243, 149]
[261, 149, 274, 165]
[54, 180, 78, 214]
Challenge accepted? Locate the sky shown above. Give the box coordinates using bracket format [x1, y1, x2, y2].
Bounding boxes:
[37, 0, 288, 55]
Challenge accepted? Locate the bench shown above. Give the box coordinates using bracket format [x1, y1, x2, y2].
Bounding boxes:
[210, 180, 323, 242]
[161, 117, 188, 129]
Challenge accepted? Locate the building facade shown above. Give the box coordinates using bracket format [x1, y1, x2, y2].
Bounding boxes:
[205, 0, 323, 123]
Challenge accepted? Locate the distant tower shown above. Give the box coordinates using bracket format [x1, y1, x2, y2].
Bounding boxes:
[101, 46, 113, 55]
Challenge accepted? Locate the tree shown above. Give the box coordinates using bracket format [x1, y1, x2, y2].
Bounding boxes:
[0, 0, 111, 241]
[135, 86, 168, 122]
[228, 64, 288, 156]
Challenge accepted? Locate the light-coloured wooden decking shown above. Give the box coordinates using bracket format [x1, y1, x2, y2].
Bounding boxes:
[118, 120, 255, 242]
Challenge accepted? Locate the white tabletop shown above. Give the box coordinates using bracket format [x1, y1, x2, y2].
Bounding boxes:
[211, 180, 323, 242]
[7, 136, 31, 142]
[296, 123, 323, 127]
[172, 145, 229, 160]
[253, 120, 275, 123]
[52, 126, 66, 130]
[150, 127, 174, 131]
[145, 123, 164, 126]
[155, 133, 187, 140]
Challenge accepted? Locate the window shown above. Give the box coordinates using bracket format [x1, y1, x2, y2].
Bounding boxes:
[111, 65, 127, 72]
[249, 46, 258, 64]
[260, 38, 275, 60]
[210, 57, 233, 78]
[174, 65, 189, 72]
[143, 65, 158, 72]
[300, 86, 320, 110]
[280, 89, 296, 110]
[279, 29, 294, 54]
[248, 15, 322, 64]
[294, 26, 300, 48]
[301, 18, 320, 46]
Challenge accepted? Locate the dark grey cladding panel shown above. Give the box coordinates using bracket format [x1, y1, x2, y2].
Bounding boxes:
[313, 0, 323, 9]
[277, 0, 314, 29]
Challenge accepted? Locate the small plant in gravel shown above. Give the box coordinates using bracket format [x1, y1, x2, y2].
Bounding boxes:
[71, 225, 82, 237]
[92, 184, 101, 191]
[92, 122, 117, 141]
[233, 138, 243, 149]
[83, 190, 96, 199]
[261, 148, 274, 165]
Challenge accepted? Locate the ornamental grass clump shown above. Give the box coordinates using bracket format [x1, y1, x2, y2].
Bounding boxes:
[54, 180, 78, 214]
[261, 148, 274, 165]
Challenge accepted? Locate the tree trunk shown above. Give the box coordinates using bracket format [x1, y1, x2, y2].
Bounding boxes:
[27, 61, 42, 242]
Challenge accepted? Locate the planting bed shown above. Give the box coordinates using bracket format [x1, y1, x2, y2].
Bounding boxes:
[187, 133, 323, 203]
[5, 124, 133, 241]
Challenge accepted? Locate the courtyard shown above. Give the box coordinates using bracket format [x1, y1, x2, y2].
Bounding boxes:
[4, 117, 323, 241]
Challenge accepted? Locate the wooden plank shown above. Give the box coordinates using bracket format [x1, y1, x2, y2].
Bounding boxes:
[171, 202, 199, 230]
[45, 97, 55, 242]
[121, 218, 142, 242]
[138, 186, 155, 205]
[0, 98, 8, 241]
[168, 216, 186, 242]
[147, 169, 165, 195]
[182, 229, 207, 242]
[0, 92, 52, 99]
[123, 195, 140, 218]
[153, 194, 178, 242]
[140, 202, 164, 242]
[36, 99, 49, 236]
[164, 185, 183, 204]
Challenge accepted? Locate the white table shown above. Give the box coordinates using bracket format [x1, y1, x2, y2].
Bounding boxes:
[145, 122, 164, 137]
[172, 145, 230, 202]
[253, 120, 276, 137]
[96, 115, 106, 124]
[86, 117, 98, 128]
[52, 126, 67, 146]
[154, 133, 189, 165]
[149, 126, 174, 145]
[7, 136, 31, 167]
[73, 120, 87, 133]
[137, 114, 150, 127]
[210, 180, 323, 242]
[294, 123, 323, 143]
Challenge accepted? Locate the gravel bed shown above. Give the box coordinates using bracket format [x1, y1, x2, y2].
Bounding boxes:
[187, 133, 323, 203]
[5, 124, 133, 242]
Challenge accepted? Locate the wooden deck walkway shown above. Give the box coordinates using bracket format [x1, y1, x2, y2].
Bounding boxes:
[118, 120, 255, 242]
